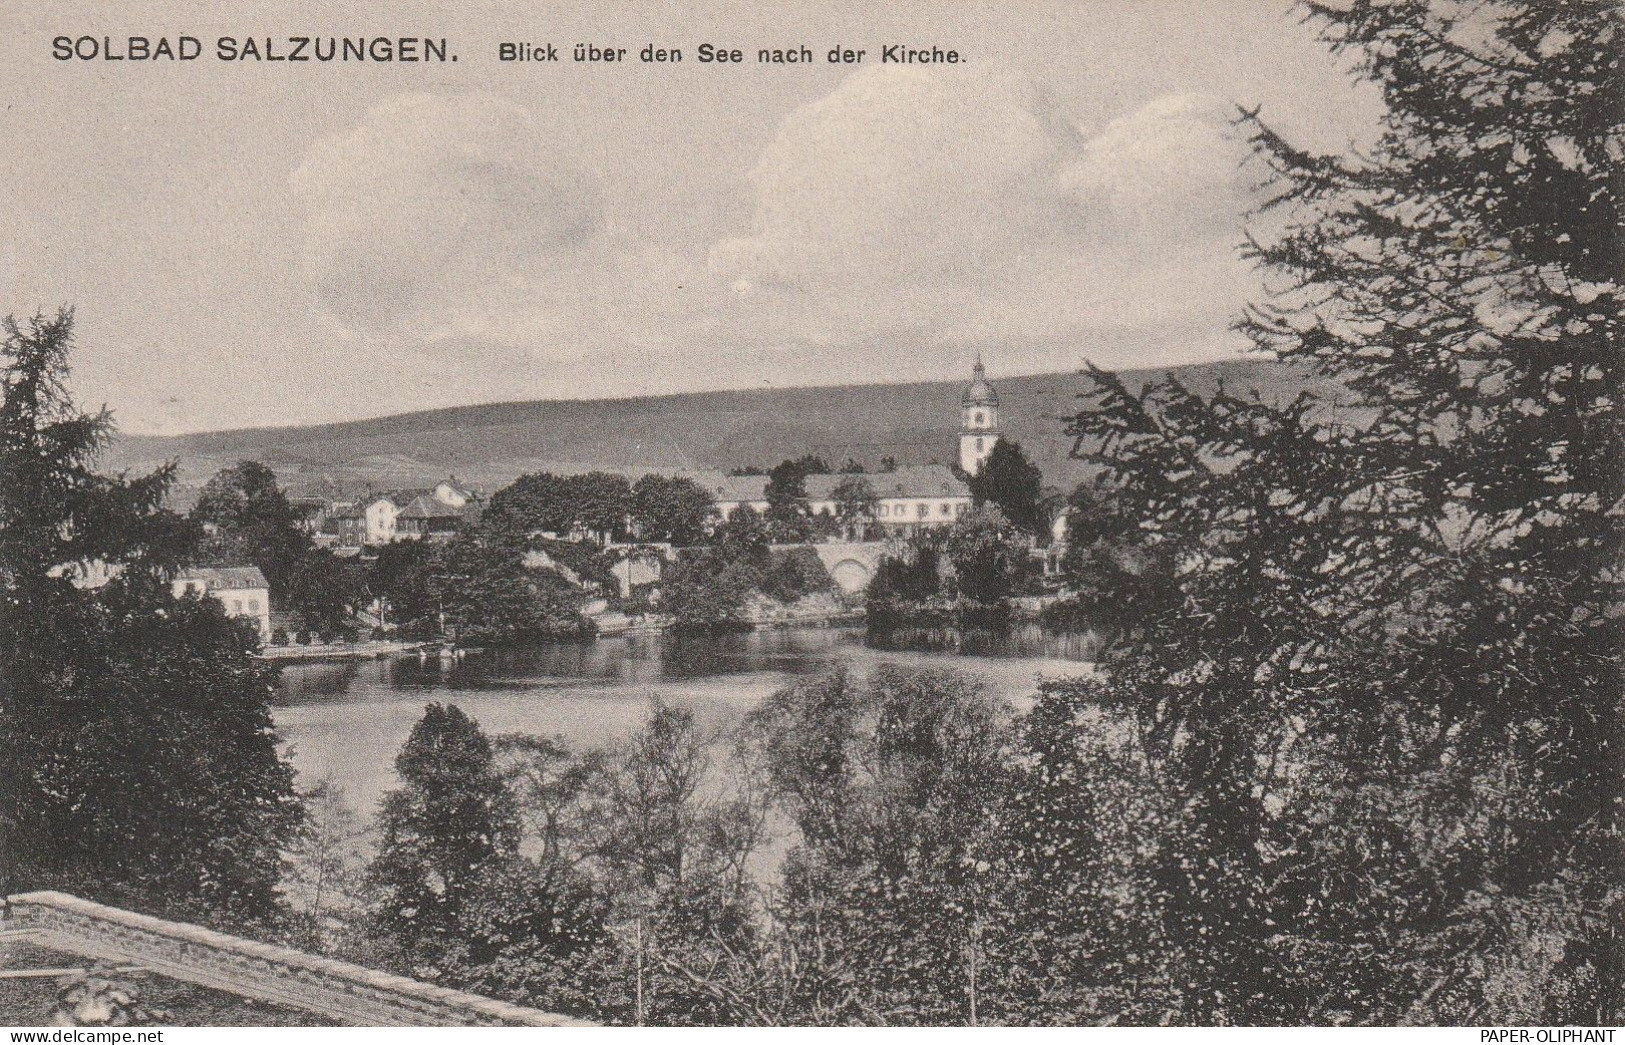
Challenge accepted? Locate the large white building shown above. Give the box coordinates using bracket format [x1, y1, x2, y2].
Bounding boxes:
[635, 360, 1001, 535]
[711, 464, 972, 535]
[171, 566, 272, 640]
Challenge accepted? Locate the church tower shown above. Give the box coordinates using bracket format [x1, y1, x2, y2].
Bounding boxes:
[959, 355, 1000, 476]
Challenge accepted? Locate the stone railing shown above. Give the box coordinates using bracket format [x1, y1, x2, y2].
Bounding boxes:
[1, 891, 592, 1027]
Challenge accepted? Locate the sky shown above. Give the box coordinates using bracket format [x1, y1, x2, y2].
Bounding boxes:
[1, 1, 1385, 434]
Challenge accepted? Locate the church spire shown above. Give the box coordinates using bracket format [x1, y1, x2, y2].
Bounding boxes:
[961, 354, 998, 407]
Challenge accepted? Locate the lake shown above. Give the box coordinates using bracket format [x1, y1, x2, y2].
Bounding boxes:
[272, 624, 1097, 817]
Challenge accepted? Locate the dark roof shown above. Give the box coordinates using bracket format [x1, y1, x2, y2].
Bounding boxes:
[718, 465, 969, 503]
[397, 495, 464, 521]
[380, 489, 434, 508]
[174, 566, 269, 590]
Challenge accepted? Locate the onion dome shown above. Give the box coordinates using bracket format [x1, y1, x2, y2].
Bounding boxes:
[961, 357, 999, 407]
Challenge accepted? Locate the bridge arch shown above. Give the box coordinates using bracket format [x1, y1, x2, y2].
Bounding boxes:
[828, 557, 872, 595]
[797, 541, 890, 597]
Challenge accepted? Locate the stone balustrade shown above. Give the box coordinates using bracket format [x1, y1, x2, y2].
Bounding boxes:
[1, 891, 592, 1027]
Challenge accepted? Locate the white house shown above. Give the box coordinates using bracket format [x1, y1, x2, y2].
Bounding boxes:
[171, 566, 272, 640]
[711, 465, 971, 536]
[364, 496, 403, 544]
[433, 479, 474, 508]
[326, 480, 480, 547]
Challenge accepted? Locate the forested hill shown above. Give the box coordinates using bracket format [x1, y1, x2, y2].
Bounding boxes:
[104, 357, 1327, 503]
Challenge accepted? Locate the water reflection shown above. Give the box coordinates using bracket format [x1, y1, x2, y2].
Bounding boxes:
[866, 621, 1106, 662]
[271, 625, 1095, 817]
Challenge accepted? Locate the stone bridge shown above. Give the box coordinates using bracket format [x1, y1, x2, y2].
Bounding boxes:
[800, 540, 896, 596]
[1, 891, 589, 1027]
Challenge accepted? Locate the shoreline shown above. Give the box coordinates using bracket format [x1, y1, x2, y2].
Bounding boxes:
[262, 600, 1046, 660]
[256, 639, 435, 663]
[592, 606, 866, 638]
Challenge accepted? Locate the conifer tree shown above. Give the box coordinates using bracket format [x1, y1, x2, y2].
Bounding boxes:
[369, 703, 520, 974]
[1063, 0, 1622, 1023]
[0, 309, 300, 927]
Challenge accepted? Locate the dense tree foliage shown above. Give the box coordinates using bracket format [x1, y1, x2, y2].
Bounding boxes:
[368, 704, 521, 976]
[191, 461, 368, 636]
[357, 518, 601, 643]
[0, 309, 301, 928]
[631, 474, 715, 546]
[345, 701, 769, 1023]
[867, 507, 1040, 610]
[659, 541, 834, 634]
[712, 504, 768, 555]
[1058, 0, 1623, 1023]
[190, 460, 311, 596]
[1046, 477, 1176, 637]
[657, 550, 753, 634]
[944, 505, 1035, 604]
[830, 475, 878, 540]
[966, 439, 1045, 534]
[366, 538, 437, 629]
[322, 612, 1619, 1027]
[868, 542, 942, 604]
[747, 667, 1013, 1024]
[763, 460, 810, 539]
[763, 455, 831, 541]
[429, 530, 594, 643]
[282, 547, 367, 638]
[485, 471, 632, 544]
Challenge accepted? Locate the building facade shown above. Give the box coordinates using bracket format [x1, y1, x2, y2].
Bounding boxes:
[711, 465, 971, 535]
[364, 496, 403, 544]
[396, 494, 469, 541]
[325, 504, 368, 548]
[324, 480, 479, 548]
[171, 566, 272, 640]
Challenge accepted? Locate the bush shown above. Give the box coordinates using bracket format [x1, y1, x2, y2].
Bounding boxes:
[270, 626, 289, 646]
[660, 549, 751, 634]
[869, 543, 942, 603]
[761, 547, 833, 603]
[431, 531, 595, 645]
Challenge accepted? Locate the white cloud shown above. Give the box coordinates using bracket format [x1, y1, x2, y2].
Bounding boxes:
[708, 68, 1260, 361]
[287, 76, 1264, 402]
[291, 92, 604, 342]
[710, 70, 1065, 290]
[1060, 92, 1250, 243]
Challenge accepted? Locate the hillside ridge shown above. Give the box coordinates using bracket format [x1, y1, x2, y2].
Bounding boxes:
[103, 357, 1320, 501]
